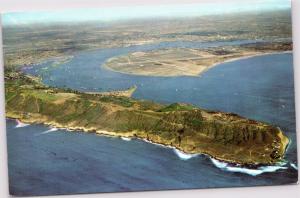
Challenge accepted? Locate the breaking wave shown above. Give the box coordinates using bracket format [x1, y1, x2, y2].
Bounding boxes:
[173, 149, 198, 160]
[139, 136, 292, 176]
[15, 120, 30, 128]
[141, 138, 197, 160]
[36, 128, 58, 136]
[210, 158, 288, 176]
[290, 163, 298, 170]
[121, 137, 131, 141]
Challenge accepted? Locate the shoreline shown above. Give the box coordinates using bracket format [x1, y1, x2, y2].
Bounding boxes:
[8, 118, 290, 176]
[204, 50, 292, 75]
[7, 116, 289, 168]
[102, 50, 292, 77]
[85, 85, 137, 97]
[210, 50, 292, 67]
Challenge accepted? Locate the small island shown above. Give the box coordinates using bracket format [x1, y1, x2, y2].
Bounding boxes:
[104, 42, 292, 77]
[5, 72, 289, 166]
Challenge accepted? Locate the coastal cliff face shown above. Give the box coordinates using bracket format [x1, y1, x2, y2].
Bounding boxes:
[5, 73, 289, 165]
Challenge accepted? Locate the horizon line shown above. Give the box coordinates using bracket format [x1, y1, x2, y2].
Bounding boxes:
[1, 1, 291, 27]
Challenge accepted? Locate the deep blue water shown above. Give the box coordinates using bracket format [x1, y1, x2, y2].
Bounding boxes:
[8, 41, 298, 196]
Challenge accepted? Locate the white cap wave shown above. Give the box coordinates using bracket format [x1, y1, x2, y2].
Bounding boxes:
[35, 128, 58, 136]
[210, 158, 288, 176]
[173, 148, 198, 160]
[172, 147, 289, 176]
[15, 119, 30, 128]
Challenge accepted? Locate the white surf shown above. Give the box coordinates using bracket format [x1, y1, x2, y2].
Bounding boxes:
[210, 158, 288, 176]
[15, 120, 30, 128]
[173, 149, 198, 160]
[290, 163, 298, 170]
[37, 128, 58, 136]
[121, 137, 131, 141]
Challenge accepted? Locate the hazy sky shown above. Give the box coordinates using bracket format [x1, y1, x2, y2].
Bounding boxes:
[1, 0, 291, 26]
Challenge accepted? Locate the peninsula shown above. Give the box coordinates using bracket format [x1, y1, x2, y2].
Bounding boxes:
[5, 72, 289, 166]
[104, 42, 292, 77]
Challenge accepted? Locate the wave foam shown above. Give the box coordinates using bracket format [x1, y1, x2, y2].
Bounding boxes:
[37, 128, 58, 136]
[141, 138, 197, 161]
[140, 136, 290, 175]
[15, 120, 30, 128]
[173, 149, 198, 160]
[290, 163, 298, 170]
[121, 137, 131, 141]
[210, 158, 288, 176]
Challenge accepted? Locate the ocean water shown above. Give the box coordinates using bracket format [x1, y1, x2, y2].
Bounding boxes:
[8, 42, 298, 195]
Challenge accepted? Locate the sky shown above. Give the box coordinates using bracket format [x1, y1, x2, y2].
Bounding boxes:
[1, 0, 291, 26]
